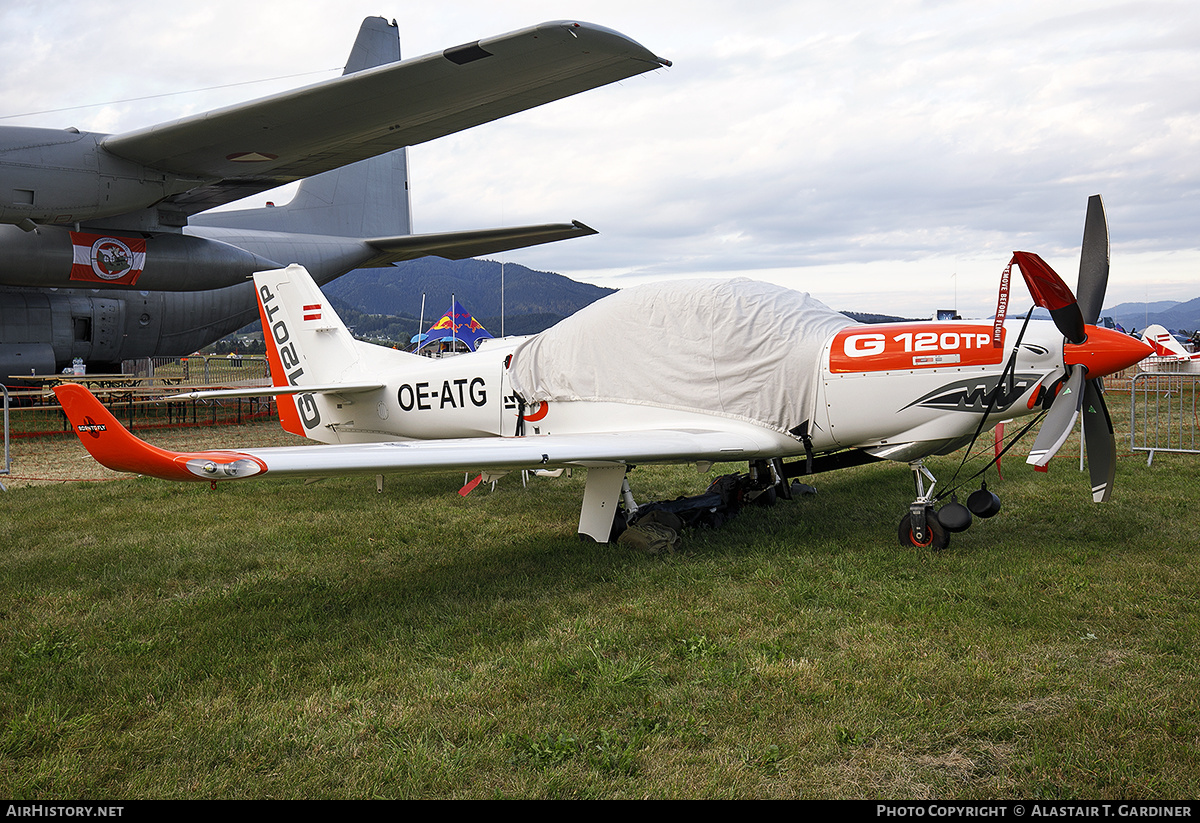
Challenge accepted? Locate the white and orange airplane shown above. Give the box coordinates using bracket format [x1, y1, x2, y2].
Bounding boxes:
[55, 196, 1152, 549]
[1139, 324, 1200, 373]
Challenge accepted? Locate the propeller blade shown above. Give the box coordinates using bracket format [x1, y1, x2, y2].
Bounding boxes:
[1023, 196, 1120, 501]
[1077, 194, 1111, 327]
[1082, 377, 1116, 502]
[1027, 365, 1085, 467]
[1012, 251, 1087, 345]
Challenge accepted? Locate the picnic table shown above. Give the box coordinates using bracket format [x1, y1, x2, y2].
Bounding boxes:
[11, 373, 183, 390]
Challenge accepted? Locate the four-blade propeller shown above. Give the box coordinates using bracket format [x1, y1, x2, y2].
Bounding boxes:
[1014, 195, 1150, 502]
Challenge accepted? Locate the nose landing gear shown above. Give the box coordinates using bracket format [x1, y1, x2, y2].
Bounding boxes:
[898, 461, 950, 550]
[898, 461, 1002, 550]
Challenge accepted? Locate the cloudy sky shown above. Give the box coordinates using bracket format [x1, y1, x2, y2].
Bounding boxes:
[3, 0, 1198, 317]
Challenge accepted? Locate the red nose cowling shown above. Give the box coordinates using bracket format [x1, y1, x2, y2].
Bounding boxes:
[1063, 326, 1154, 379]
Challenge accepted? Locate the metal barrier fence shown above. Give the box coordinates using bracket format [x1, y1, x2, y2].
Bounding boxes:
[3, 354, 275, 441]
[3, 389, 280, 439]
[122, 355, 271, 386]
[1129, 371, 1200, 464]
[1, 385, 10, 490]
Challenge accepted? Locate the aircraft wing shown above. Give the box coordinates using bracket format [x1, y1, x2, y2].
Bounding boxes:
[55, 384, 770, 483]
[102, 21, 669, 216]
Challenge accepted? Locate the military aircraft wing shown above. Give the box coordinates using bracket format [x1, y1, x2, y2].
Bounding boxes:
[101, 21, 670, 216]
[54, 384, 773, 483]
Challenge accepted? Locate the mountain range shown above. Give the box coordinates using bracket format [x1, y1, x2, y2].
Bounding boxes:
[322, 258, 1200, 341]
[323, 258, 616, 340]
[1100, 299, 1200, 334]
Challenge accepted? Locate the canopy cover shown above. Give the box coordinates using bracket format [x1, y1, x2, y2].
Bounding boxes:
[508, 278, 854, 433]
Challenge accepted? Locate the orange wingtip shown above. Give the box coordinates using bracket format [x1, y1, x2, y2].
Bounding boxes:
[53, 384, 266, 482]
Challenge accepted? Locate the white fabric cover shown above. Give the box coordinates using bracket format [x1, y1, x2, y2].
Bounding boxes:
[508, 278, 854, 434]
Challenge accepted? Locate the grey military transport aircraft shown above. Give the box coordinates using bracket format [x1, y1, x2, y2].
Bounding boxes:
[0, 17, 670, 378]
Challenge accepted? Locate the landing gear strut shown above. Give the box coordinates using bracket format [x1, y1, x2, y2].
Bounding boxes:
[898, 460, 949, 550]
[747, 459, 788, 505]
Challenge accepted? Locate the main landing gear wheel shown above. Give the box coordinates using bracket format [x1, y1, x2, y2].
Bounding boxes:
[898, 508, 949, 551]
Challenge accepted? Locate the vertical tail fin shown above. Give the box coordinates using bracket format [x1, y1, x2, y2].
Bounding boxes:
[255, 264, 365, 388]
[1141, 324, 1192, 359]
[256, 264, 361, 436]
[254, 263, 411, 440]
[187, 17, 413, 238]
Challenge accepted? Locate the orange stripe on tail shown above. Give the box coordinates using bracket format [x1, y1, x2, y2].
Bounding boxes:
[255, 281, 306, 437]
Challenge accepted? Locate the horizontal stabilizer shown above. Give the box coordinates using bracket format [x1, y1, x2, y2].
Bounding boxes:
[168, 383, 384, 401]
[364, 221, 598, 264]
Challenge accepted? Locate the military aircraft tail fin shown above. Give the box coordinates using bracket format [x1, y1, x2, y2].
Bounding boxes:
[186, 17, 412, 239]
[191, 150, 413, 239]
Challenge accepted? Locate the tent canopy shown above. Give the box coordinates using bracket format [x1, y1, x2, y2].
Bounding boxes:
[417, 300, 493, 352]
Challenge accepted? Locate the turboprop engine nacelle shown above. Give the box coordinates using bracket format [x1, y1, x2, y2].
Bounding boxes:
[0, 224, 283, 291]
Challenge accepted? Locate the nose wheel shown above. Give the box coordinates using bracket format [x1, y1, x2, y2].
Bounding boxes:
[899, 506, 949, 550]
[898, 461, 950, 550]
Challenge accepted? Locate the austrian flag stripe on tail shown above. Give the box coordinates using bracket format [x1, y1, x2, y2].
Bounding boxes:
[69, 232, 147, 285]
[303, 304, 322, 321]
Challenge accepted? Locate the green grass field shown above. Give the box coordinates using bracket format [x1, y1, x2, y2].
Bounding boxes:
[2, 408, 1199, 798]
